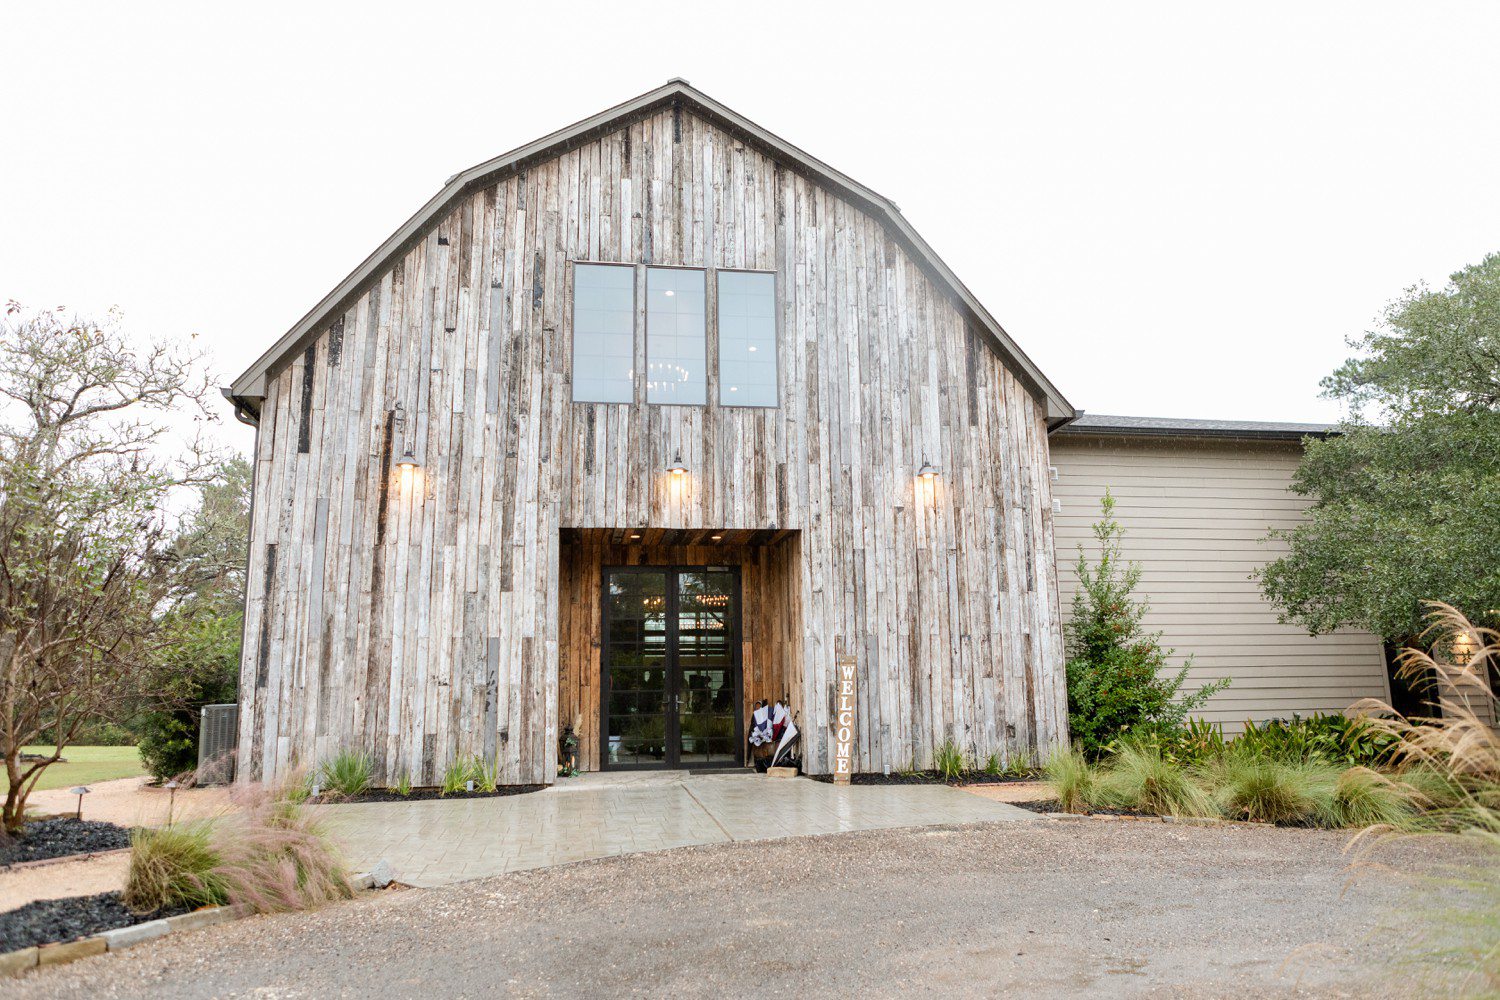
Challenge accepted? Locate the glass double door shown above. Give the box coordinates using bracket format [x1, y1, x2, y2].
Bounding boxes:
[602, 567, 741, 769]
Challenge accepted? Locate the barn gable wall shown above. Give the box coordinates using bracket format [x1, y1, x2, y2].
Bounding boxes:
[237, 107, 1066, 785]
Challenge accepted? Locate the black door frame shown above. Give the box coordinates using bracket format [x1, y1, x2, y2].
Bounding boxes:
[599, 564, 744, 770]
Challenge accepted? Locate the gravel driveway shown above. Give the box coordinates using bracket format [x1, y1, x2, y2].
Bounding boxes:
[10, 819, 1475, 998]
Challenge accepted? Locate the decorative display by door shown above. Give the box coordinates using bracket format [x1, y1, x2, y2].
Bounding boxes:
[601, 567, 742, 769]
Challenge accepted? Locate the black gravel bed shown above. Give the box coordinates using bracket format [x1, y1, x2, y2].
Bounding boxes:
[313, 784, 546, 805]
[1011, 799, 1064, 814]
[0, 891, 191, 951]
[808, 770, 1038, 786]
[0, 818, 132, 868]
[1014, 800, 1161, 818]
[1008, 799, 1318, 827]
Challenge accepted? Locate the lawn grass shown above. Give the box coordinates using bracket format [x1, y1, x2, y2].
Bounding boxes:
[16, 745, 145, 791]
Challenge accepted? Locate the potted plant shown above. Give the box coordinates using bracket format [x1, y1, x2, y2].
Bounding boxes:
[559, 721, 581, 778]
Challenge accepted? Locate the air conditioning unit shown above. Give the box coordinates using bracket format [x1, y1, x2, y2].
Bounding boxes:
[197, 703, 239, 785]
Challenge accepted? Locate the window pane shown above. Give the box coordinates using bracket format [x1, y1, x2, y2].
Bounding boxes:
[717, 271, 777, 407]
[647, 268, 706, 405]
[572, 264, 635, 403]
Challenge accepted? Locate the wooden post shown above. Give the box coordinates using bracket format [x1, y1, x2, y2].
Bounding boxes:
[834, 653, 857, 784]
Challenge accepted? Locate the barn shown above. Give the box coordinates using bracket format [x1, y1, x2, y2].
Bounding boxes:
[223, 80, 1076, 786]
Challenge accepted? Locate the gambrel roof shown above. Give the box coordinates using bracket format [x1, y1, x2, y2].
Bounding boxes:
[226, 79, 1075, 424]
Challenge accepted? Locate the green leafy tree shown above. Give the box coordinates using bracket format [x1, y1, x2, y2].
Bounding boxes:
[136, 457, 250, 780]
[1260, 253, 1500, 640]
[1065, 492, 1229, 756]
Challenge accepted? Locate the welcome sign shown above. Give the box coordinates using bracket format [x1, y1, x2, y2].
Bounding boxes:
[834, 654, 857, 784]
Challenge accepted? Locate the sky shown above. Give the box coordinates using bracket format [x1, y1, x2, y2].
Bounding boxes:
[5, 2, 1499, 453]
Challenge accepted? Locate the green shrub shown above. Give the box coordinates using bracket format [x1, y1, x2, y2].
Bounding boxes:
[1210, 756, 1336, 824]
[1065, 493, 1229, 756]
[1095, 743, 1215, 817]
[67, 719, 139, 746]
[1005, 756, 1039, 780]
[1237, 714, 1398, 768]
[124, 822, 226, 912]
[1045, 747, 1096, 813]
[1316, 766, 1418, 829]
[136, 714, 200, 784]
[137, 611, 242, 781]
[441, 757, 475, 795]
[471, 754, 500, 793]
[935, 739, 966, 782]
[318, 749, 373, 799]
[392, 773, 412, 797]
[983, 751, 1003, 776]
[1102, 717, 1228, 767]
[1400, 764, 1466, 815]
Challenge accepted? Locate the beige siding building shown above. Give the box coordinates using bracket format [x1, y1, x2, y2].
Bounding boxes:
[1050, 415, 1390, 733]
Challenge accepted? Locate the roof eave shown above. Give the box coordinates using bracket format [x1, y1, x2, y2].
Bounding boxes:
[1051, 424, 1334, 443]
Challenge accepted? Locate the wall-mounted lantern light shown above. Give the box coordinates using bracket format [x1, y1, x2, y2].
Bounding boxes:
[917, 460, 941, 481]
[667, 451, 688, 477]
[393, 402, 420, 470]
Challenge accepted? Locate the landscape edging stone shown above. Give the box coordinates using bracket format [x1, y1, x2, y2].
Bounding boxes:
[1, 866, 380, 978]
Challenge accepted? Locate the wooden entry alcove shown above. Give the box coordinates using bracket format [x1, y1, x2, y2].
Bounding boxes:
[559, 528, 804, 772]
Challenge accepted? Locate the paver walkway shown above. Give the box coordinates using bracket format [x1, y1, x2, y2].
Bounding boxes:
[316, 772, 1034, 886]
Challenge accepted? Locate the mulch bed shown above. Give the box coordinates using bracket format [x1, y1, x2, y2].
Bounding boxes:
[0, 891, 190, 951]
[808, 771, 1039, 787]
[0, 818, 132, 868]
[312, 784, 546, 805]
[1010, 799, 1064, 814]
[1008, 799, 1148, 818]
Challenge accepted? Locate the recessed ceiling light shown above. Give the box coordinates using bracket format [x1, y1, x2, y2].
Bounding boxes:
[629, 533, 641, 540]
[748, 346, 757, 352]
[729, 386, 738, 392]
[710, 534, 722, 541]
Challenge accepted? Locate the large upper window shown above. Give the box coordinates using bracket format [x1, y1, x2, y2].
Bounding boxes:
[716, 271, 777, 407]
[571, 263, 635, 403]
[646, 267, 706, 405]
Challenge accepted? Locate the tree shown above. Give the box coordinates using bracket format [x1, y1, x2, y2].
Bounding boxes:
[1260, 253, 1500, 640]
[0, 302, 219, 833]
[136, 457, 250, 781]
[1065, 492, 1228, 756]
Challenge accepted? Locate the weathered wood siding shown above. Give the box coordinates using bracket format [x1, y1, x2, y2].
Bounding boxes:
[237, 106, 1066, 785]
[1051, 434, 1391, 733]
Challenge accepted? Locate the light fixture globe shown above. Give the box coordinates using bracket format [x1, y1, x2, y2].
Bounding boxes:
[396, 448, 420, 469]
[667, 450, 688, 477]
[918, 460, 940, 481]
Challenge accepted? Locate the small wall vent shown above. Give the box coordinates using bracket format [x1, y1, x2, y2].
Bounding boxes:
[197, 703, 240, 785]
[1051, 498, 1063, 514]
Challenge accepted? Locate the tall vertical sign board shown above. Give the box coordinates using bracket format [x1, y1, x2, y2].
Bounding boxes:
[834, 654, 857, 784]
